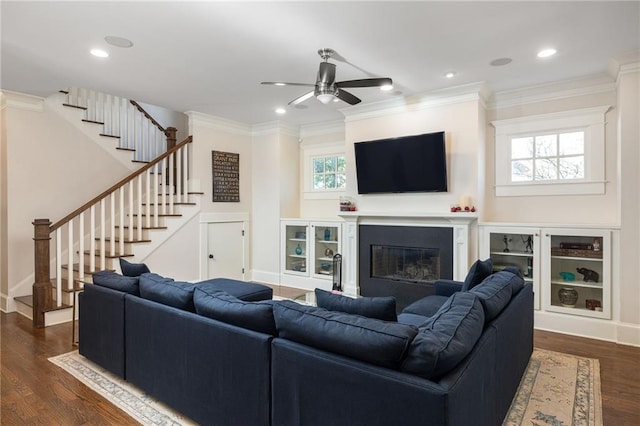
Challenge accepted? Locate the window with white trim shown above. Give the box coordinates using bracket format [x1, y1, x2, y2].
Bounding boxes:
[312, 155, 346, 190]
[492, 106, 609, 197]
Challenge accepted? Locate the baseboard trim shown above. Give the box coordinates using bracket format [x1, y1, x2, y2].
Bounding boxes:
[249, 270, 279, 286]
[616, 322, 640, 347]
[0, 294, 9, 313]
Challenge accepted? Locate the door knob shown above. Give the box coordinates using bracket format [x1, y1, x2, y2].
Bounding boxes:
[209, 254, 214, 259]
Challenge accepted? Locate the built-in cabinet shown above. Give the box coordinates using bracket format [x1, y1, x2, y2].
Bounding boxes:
[480, 225, 611, 320]
[281, 219, 342, 290]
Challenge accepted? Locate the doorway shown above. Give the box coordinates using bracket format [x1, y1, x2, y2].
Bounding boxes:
[206, 221, 245, 280]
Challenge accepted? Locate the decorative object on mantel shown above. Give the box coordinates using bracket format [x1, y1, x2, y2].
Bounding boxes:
[212, 150, 240, 202]
[339, 196, 357, 211]
[450, 204, 476, 212]
[558, 287, 579, 307]
[576, 267, 599, 283]
[559, 271, 576, 281]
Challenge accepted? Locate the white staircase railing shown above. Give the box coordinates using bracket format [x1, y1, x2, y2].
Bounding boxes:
[63, 87, 170, 162]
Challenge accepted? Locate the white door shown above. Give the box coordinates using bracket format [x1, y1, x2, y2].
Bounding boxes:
[207, 221, 245, 280]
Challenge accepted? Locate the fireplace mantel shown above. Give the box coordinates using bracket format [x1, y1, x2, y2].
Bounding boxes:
[337, 211, 478, 296]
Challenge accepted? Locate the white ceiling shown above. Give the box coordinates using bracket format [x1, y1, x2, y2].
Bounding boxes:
[2, 1, 639, 127]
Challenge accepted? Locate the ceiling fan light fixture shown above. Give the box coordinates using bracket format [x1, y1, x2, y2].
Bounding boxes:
[380, 84, 393, 91]
[316, 93, 335, 104]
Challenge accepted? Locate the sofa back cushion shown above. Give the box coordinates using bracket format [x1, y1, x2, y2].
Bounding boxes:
[139, 273, 195, 312]
[314, 288, 397, 321]
[193, 287, 277, 335]
[470, 271, 518, 322]
[462, 258, 493, 291]
[273, 301, 417, 369]
[119, 258, 150, 277]
[92, 270, 140, 296]
[401, 292, 484, 380]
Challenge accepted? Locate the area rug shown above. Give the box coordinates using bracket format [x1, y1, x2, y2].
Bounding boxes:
[50, 348, 601, 426]
[504, 348, 602, 426]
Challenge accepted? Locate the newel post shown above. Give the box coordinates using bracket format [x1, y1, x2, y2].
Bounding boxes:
[165, 127, 178, 190]
[33, 218, 52, 328]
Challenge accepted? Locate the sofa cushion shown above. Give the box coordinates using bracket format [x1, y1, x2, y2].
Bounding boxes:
[196, 278, 273, 302]
[397, 312, 430, 327]
[469, 271, 517, 322]
[401, 292, 484, 380]
[314, 288, 397, 321]
[119, 258, 150, 277]
[273, 301, 417, 369]
[92, 270, 140, 296]
[461, 258, 493, 291]
[502, 267, 525, 294]
[139, 273, 195, 312]
[401, 295, 449, 318]
[193, 287, 277, 335]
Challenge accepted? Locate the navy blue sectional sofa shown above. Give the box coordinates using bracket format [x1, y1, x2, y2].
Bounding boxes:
[79, 264, 533, 426]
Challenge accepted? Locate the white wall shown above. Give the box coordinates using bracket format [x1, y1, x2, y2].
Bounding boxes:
[145, 214, 200, 281]
[1, 92, 134, 311]
[138, 101, 189, 143]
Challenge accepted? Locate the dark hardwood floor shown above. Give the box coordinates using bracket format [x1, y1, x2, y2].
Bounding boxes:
[2, 289, 639, 425]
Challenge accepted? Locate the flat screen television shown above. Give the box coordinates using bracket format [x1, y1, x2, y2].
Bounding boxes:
[354, 131, 447, 194]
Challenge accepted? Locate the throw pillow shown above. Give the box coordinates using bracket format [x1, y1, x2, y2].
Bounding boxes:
[314, 288, 397, 321]
[273, 300, 418, 370]
[193, 287, 277, 335]
[139, 273, 195, 312]
[401, 292, 485, 380]
[92, 270, 140, 295]
[119, 258, 150, 277]
[469, 271, 519, 322]
[461, 258, 493, 291]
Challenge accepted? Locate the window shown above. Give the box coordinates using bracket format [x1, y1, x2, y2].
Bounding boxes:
[510, 131, 585, 182]
[492, 106, 610, 196]
[313, 155, 346, 190]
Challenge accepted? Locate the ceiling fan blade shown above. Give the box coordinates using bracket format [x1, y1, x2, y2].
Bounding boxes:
[288, 90, 315, 105]
[261, 82, 315, 87]
[335, 89, 361, 105]
[336, 77, 393, 88]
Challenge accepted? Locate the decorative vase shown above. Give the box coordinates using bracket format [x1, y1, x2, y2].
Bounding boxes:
[295, 244, 302, 255]
[558, 287, 578, 307]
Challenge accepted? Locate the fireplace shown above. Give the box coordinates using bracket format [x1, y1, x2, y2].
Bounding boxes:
[359, 225, 454, 312]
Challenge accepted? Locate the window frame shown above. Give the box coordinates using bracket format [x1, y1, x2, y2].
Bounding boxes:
[492, 106, 610, 197]
[302, 141, 346, 200]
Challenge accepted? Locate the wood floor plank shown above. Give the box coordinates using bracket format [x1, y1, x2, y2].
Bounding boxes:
[2, 297, 639, 425]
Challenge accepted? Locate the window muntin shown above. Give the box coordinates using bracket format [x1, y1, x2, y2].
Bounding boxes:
[312, 155, 346, 190]
[510, 130, 585, 183]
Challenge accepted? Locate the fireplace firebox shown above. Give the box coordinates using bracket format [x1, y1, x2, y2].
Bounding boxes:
[359, 225, 454, 312]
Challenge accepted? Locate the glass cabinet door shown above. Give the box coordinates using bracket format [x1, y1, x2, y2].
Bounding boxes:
[284, 223, 308, 275]
[311, 223, 341, 278]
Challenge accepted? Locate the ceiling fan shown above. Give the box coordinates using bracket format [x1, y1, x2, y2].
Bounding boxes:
[261, 48, 393, 106]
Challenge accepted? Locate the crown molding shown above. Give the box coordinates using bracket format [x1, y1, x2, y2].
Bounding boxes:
[251, 121, 299, 138]
[185, 111, 251, 136]
[341, 81, 488, 123]
[299, 119, 345, 139]
[0, 90, 44, 112]
[609, 49, 640, 82]
[487, 74, 616, 110]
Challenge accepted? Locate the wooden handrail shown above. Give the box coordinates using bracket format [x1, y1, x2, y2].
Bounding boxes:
[130, 100, 169, 137]
[50, 135, 192, 232]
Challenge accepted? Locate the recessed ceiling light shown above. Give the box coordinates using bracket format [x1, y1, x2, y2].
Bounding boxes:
[445, 72, 456, 79]
[275, 108, 286, 114]
[490, 57, 512, 66]
[380, 84, 393, 91]
[90, 49, 109, 58]
[105, 36, 134, 48]
[537, 48, 557, 58]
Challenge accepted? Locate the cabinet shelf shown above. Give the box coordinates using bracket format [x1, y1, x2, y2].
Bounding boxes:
[317, 240, 338, 244]
[490, 251, 533, 257]
[550, 280, 602, 289]
[289, 238, 306, 242]
[316, 256, 334, 262]
[289, 254, 306, 258]
[551, 255, 601, 262]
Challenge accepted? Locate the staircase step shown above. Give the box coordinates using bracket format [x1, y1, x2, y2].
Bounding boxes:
[130, 213, 182, 217]
[116, 147, 136, 152]
[115, 225, 168, 230]
[62, 103, 87, 111]
[131, 160, 150, 164]
[99, 133, 120, 139]
[81, 119, 104, 125]
[14, 295, 71, 312]
[145, 202, 195, 206]
[96, 237, 152, 243]
[50, 280, 85, 292]
[84, 250, 134, 258]
[61, 263, 102, 273]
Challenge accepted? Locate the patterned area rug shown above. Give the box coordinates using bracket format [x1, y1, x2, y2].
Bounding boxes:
[504, 348, 602, 426]
[50, 348, 601, 426]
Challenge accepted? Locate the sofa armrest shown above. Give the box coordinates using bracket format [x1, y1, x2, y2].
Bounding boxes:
[434, 279, 463, 297]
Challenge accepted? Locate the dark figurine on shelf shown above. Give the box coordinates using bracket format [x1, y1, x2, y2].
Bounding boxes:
[576, 267, 599, 283]
[503, 235, 511, 253]
[521, 235, 533, 253]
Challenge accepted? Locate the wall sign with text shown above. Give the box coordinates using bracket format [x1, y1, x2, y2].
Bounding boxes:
[212, 150, 240, 202]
